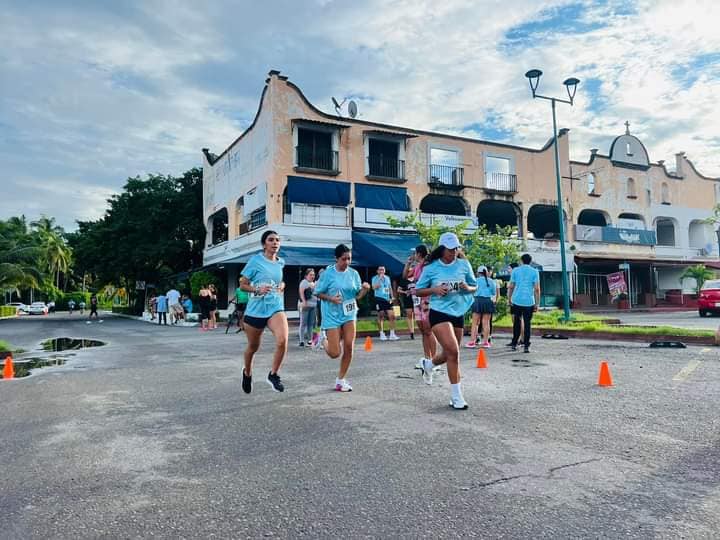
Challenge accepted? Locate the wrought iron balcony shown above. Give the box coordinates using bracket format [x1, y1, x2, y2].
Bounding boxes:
[295, 146, 339, 173]
[484, 172, 518, 193]
[367, 155, 405, 181]
[428, 164, 464, 189]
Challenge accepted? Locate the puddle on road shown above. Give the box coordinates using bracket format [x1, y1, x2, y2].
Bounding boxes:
[41, 337, 106, 352]
[1, 356, 67, 378]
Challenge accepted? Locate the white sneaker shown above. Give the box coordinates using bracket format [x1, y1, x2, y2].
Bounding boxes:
[389, 332, 399, 341]
[422, 359, 434, 385]
[335, 378, 352, 392]
[379, 332, 387, 341]
[415, 358, 425, 370]
[449, 396, 469, 410]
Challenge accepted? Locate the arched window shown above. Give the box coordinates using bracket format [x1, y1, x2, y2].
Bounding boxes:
[661, 182, 670, 204]
[627, 177, 636, 198]
[587, 173, 596, 195]
[655, 218, 675, 246]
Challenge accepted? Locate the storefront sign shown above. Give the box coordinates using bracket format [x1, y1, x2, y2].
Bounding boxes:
[606, 271, 627, 300]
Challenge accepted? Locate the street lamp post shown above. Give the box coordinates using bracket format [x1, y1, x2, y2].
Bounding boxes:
[525, 69, 580, 322]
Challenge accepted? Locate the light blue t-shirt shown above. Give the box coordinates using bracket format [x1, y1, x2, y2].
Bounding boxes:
[510, 265, 540, 307]
[474, 277, 497, 298]
[315, 264, 362, 330]
[156, 295, 168, 312]
[416, 258, 477, 317]
[371, 275, 392, 301]
[241, 253, 285, 318]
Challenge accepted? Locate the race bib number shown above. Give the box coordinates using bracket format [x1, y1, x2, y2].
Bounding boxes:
[413, 296, 421, 307]
[343, 299, 358, 315]
[441, 280, 462, 294]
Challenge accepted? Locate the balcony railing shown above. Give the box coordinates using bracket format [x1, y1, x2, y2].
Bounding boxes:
[484, 172, 517, 193]
[248, 207, 267, 232]
[428, 164, 464, 188]
[295, 146, 339, 173]
[367, 155, 405, 180]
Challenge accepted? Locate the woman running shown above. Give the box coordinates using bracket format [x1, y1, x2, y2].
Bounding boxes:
[238, 230, 288, 393]
[415, 232, 477, 410]
[403, 245, 437, 370]
[466, 265, 497, 348]
[314, 244, 370, 392]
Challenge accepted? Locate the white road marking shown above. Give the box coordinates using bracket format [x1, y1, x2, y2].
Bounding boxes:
[672, 360, 702, 382]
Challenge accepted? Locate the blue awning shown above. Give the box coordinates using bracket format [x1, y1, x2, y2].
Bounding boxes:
[287, 176, 351, 206]
[355, 184, 409, 211]
[351, 231, 421, 276]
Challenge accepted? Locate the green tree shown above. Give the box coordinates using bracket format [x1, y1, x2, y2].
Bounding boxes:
[0, 217, 43, 294]
[680, 264, 715, 295]
[32, 215, 72, 290]
[386, 212, 523, 273]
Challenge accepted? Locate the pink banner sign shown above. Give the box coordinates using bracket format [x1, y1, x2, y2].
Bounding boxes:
[606, 271, 627, 300]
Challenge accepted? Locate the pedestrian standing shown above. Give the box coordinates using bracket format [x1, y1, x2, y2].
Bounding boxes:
[405, 244, 437, 370]
[89, 294, 99, 319]
[166, 286, 182, 325]
[314, 244, 371, 392]
[467, 266, 497, 348]
[234, 277, 248, 333]
[156, 292, 168, 325]
[198, 286, 211, 331]
[394, 269, 416, 340]
[239, 230, 288, 394]
[298, 268, 317, 347]
[415, 232, 477, 410]
[508, 253, 541, 353]
[372, 266, 399, 340]
[208, 284, 218, 330]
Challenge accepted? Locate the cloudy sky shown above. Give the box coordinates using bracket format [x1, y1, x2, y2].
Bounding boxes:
[2, 0, 719, 229]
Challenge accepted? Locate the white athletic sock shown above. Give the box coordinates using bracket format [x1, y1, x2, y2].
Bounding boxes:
[451, 383, 463, 400]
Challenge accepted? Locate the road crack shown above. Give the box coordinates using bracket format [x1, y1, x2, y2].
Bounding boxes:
[460, 458, 602, 491]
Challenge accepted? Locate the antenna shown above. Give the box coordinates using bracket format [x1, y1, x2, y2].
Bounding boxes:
[348, 100, 358, 118]
[331, 96, 346, 116]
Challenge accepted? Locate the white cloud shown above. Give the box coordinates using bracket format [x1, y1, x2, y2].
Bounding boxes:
[1, 0, 718, 230]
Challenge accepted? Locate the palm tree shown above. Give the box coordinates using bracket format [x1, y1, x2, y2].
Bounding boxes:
[680, 264, 715, 295]
[32, 216, 73, 289]
[0, 232, 43, 292]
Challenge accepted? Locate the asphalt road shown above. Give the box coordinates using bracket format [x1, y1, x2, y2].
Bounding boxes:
[1, 314, 719, 539]
[615, 310, 720, 330]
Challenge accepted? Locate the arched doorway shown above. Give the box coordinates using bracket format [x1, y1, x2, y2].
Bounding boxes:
[654, 217, 676, 246]
[577, 209, 609, 227]
[527, 204, 565, 239]
[419, 194, 468, 216]
[476, 199, 522, 236]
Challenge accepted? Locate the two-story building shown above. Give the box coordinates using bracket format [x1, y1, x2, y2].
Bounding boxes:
[202, 70, 719, 311]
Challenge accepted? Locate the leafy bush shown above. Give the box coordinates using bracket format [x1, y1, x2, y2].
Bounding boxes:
[190, 271, 221, 298]
[0, 306, 17, 317]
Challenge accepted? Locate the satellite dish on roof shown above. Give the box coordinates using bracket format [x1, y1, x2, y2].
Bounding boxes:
[348, 100, 358, 118]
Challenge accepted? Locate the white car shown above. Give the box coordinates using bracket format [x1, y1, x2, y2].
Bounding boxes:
[28, 302, 49, 315]
[6, 302, 29, 314]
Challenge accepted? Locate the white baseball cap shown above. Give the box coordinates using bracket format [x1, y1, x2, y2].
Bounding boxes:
[439, 232, 462, 250]
[477, 265, 488, 274]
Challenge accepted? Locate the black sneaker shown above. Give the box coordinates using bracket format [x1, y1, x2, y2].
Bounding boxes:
[242, 370, 252, 394]
[299, 341, 305, 347]
[511, 345, 518, 352]
[267, 371, 284, 392]
[410, 332, 415, 340]
[523, 346, 530, 353]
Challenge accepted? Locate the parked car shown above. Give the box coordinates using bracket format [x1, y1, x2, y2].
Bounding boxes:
[698, 279, 720, 317]
[28, 302, 49, 315]
[6, 302, 29, 314]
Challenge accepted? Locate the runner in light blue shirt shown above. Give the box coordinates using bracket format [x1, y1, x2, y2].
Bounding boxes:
[414, 232, 477, 411]
[237, 230, 289, 395]
[314, 244, 371, 393]
[241, 253, 285, 319]
[371, 266, 398, 340]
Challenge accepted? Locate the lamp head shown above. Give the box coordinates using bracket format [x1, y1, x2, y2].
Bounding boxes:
[525, 69, 543, 96]
[563, 77, 580, 103]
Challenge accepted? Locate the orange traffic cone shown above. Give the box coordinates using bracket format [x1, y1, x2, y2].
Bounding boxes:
[598, 361, 613, 387]
[476, 348, 487, 369]
[3, 356, 14, 380]
[364, 336, 373, 352]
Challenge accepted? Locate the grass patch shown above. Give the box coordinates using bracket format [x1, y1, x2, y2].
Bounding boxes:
[0, 340, 14, 353]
